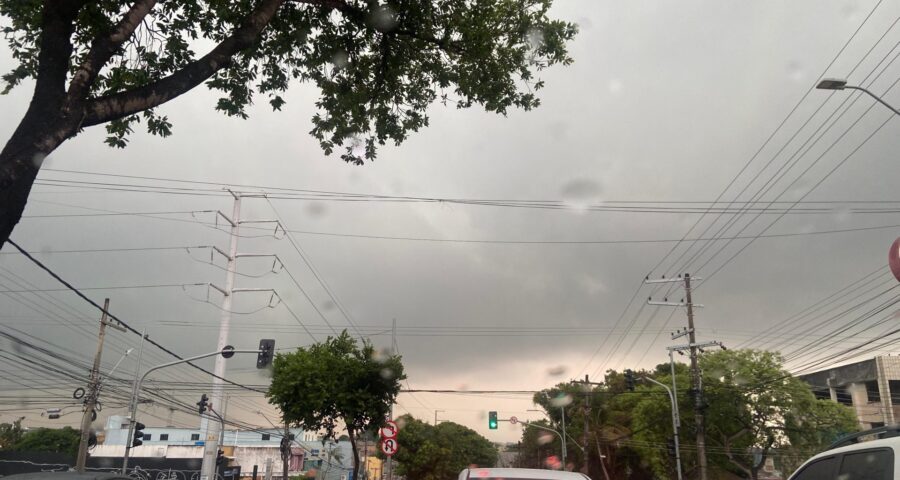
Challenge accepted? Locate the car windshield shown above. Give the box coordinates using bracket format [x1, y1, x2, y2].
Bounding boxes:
[1, 2, 897, 480]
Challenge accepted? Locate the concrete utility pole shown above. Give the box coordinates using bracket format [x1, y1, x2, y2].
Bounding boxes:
[77, 298, 125, 472]
[201, 192, 282, 480]
[201, 193, 241, 480]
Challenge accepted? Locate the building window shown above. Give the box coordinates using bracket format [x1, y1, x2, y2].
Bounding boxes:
[890, 380, 900, 403]
[191, 434, 200, 441]
[262, 433, 271, 441]
[160, 434, 169, 441]
[144, 434, 152, 441]
[872, 422, 886, 429]
[812, 387, 831, 401]
[867, 381, 881, 402]
[836, 387, 853, 406]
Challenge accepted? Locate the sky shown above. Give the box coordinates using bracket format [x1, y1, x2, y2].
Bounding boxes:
[1, 0, 900, 444]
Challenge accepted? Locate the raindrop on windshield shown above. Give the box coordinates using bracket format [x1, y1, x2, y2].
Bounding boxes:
[332, 50, 350, 69]
[550, 393, 573, 407]
[369, 5, 398, 32]
[560, 178, 603, 212]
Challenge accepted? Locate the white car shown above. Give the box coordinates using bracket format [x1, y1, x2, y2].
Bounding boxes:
[459, 468, 591, 480]
[788, 427, 900, 480]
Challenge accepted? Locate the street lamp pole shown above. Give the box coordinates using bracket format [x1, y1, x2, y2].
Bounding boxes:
[528, 407, 568, 469]
[817, 79, 900, 116]
[641, 376, 683, 480]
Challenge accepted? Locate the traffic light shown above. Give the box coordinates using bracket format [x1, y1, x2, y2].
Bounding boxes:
[488, 411, 498, 430]
[216, 449, 226, 466]
[667, 437, 677, 458]
[197, 394, 209, 415]
[132, 422, 146, 447]
[257, 339, 275, 369]
[624, 370, 635, 391]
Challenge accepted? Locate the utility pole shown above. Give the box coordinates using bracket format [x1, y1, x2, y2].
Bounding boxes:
[283, 421, 290, 480]
[201, 193, 283, 480]
[77, 298, 125, 472]
[647, 273, 710, 480]
[201, 193, 241, 480]
[683, 274, 707, 480]
[582, 375, 589, 476]
[386, 319, 396, 480]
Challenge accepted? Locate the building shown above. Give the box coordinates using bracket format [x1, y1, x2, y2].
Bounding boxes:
[98, 416, 353, 479]
[798, 355, 900, 429]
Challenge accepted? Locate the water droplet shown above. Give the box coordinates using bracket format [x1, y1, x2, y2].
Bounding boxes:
[321, 300, 336, 312]
[833, 206, 851, 223]
[544, 455, 562, 470]
[369, 5, 398, 32]
[305, 202, 327, 218]
[841, 2, 859, 21]
[32, 152, 47, 168]
[560, 178, 603, 212]
[380, 367, 395, 379]
[527, 27, 545, 50]
[786, 61, 805, 83]
[537, 432, 554, 445]
[395, 417, 408, 429]
[576, 17, 593, 30]
[550, 393, 573, 407]
[547, 365, 567, 377]
[332, 50, 349, 69]
[39, 245, 53, 256]
[608, 79, 623, 95]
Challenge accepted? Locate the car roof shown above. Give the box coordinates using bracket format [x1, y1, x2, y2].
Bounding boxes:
[790, 435, 900, 478]
[462, 468, 590, 480]
[821, 435, 900, 456]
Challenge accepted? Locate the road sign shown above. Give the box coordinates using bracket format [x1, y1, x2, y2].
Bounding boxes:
[380, 421, 399, 439]
[890, 237, 900, 282]
[381, 438, 399, 456]
[509, 416, 518, 425]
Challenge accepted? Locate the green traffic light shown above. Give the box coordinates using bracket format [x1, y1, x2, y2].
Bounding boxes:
[488, 411, 498, 429]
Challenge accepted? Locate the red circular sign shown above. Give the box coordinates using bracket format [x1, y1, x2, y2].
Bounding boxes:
[889, 237, 900, 283]
[381, 438, 399, 456]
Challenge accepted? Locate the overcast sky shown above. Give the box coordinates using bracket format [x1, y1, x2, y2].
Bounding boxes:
[2, 0, 900, 444]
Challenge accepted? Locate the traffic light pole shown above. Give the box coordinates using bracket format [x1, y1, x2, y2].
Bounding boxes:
[122, 348, 265, 474]
[122, 329, 147, 475]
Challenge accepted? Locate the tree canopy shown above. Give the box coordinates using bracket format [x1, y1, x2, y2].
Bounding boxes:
[267, 331, 405, 480]
[0, 0, 577, 246]
[11, 426, 82, 457]
[388, 414, 497, 480]
[519, 350, 858, 480]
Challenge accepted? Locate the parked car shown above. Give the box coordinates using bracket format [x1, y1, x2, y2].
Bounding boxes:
[459, 468, 591, 480]
[788, 426, 900, 480]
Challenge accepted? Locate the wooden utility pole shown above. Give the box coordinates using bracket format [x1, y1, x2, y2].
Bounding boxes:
[76, 298, 124, 472]
[282, 421, 290, 480]
[684, 274, 708, 480]
[582, 375, 590, 475]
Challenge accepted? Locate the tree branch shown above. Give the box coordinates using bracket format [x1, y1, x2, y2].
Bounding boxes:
[33, 1, 86, 106]
[67, 0, 159, 102]
[82, 0, 287, 126]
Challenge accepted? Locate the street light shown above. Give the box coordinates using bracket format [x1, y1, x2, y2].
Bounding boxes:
[816, 78, 900, 116]
[528, 408, 568, 469]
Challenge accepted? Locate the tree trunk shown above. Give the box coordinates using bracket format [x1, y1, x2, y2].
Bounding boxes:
[0, 117, 65, 249]
[347, 428, 360, 480]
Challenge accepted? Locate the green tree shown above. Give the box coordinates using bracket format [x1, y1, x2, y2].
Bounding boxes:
[268, 331, 405, 480]
[629, 350, 857, 480]
[389, 415, 497, 480]
[13, 426, 81, 456]
[0, 0, 577, 247]
[0, 418, 24, 449]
